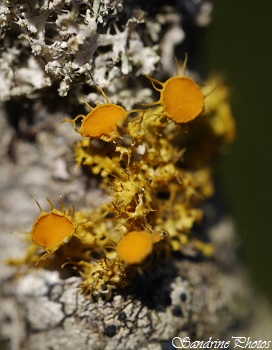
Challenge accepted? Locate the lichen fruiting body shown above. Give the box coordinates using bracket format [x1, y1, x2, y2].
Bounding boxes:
[142, 57, 204, 123]
[31, 197, 78, 262]
[63, 88, 131, 142]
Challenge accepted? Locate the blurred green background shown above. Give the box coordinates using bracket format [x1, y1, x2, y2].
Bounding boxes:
[207, 0, 272, 301]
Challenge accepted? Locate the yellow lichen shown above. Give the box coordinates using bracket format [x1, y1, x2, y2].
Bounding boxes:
[16, 64, 235, 298]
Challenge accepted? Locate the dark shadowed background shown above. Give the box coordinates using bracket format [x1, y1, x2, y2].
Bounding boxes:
[207, 0, 272, 301]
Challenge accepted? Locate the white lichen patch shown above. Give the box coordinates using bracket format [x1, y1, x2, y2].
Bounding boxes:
[0, 3, 10, 26]
[0, 0, 212, 104]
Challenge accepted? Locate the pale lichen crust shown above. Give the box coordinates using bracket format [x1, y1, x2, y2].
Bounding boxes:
[0, 0, 212, 106]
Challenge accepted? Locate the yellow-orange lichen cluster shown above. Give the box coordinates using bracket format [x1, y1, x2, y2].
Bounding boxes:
[19, 63, 235, 298]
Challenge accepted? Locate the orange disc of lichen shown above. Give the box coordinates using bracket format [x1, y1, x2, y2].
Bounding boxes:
[80, 104, 127, 137]
[161, 76, 204, 123]
[31, 212, 75, 250]
[116, 231, 153, 264]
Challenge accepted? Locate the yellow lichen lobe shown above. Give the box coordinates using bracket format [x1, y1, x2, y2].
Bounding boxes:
[202, 76, 236, 143]
[116, 231, 155, 264]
